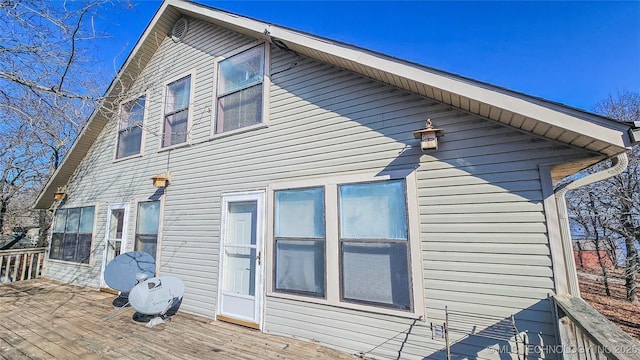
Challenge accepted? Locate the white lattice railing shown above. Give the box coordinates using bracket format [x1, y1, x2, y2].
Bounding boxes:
[0, 247, 46, 284]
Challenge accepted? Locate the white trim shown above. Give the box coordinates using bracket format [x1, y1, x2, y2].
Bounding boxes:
[210, 42, 270, 137]
[159, 70, 196, 150]
[34, 0, 633, 209]
[131, 197, 165, 274]
[100, 203, 130, 288]
[539, 165, 568, 295]
[265, 169, 425, 320]
[210, 122, 268, 140]
[216, 190, 266, 329]
[171, 0, 632, 150]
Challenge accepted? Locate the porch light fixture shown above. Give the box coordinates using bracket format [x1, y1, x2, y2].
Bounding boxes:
[413, 119, 444, 151]
[151, 173, 171, 188]
[53, 186, 68, 200]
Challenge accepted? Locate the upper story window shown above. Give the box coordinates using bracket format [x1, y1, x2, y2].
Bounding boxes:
[163, 74, 191, 147]
[116, 95, 145, 159]
[50, 206, 95, 264]
[215, 44, 266, 134]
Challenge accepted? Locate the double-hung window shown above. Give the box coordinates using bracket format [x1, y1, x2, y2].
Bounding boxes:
[117, 95, 145, 159]
[274, 187, 325, 297]
[134, 200, 161, 260]
[50, 206, 95, 264]
[163, 75, 191, 147]
[338, 180, 411, 310]
[271, 176, 418, 314]
[215, 44, 266, 133]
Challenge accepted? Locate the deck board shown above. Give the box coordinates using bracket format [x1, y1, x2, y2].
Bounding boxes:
[0, 280, 354, 360]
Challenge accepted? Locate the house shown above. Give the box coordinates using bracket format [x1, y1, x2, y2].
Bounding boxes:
[33, 1, 637, 359]
[573, 239, 614, 270]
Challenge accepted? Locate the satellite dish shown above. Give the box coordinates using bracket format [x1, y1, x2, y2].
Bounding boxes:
[104, 251, 155, 292]
[129, 275, 185, 316]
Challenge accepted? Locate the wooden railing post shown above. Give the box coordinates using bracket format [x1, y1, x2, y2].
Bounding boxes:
[554, 294, 640, 360]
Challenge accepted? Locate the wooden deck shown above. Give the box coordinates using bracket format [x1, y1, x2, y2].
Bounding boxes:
[0, 279, 354, 360]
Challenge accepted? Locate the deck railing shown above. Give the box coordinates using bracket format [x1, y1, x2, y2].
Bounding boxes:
[0, 247, 46, 284]
[554, 294, 640, 360]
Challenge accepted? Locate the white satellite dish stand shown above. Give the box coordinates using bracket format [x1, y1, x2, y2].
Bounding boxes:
[128, 275, 185, 328]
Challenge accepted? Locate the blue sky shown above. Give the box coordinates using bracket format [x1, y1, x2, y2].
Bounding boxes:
[94, 0, 640, 113]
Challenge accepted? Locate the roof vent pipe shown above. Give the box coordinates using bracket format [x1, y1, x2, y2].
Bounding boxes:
[554, 152, 629, 296]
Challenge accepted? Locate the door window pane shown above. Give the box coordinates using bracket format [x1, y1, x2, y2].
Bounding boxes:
[342, 242, 410, 309]
[223, 247, 256, 295]
[339, 180, 407, 240]
[275, 187, 324, 238]
[227, 201, 257, 245]
[109, 209, 125, 239]
[275, 240, 324, 296]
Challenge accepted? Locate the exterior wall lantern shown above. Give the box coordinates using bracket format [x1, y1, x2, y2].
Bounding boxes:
[413, 119, 444, 151]
[151, 173, 171, 188]
[53, 186, 68, 200]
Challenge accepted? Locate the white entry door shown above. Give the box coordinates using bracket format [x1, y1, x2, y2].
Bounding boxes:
[217, 191, 264, 329]
[101, 204, 129, 289]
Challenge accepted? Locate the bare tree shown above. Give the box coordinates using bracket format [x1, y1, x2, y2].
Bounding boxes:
[568, 91, 640, 304]
[0, 0, 130, 236]
[568, 190, 618, 296]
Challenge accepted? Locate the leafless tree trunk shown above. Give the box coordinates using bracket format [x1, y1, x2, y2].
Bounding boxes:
[568, 91, 640, 303]
[0, 0, 131, 236]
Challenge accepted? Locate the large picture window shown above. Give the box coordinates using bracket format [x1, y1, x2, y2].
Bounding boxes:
[163, 75, 191, 147]
[135, 201, 160, 260]
[274, 187, 325, 297]
[50, 206, 95, 264]
[215, 45, 265, 133]
[116, 95, 145, 158]
[271, 177, 417, 314]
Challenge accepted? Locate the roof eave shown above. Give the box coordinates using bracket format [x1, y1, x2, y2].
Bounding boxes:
[34, 0, 635, 209]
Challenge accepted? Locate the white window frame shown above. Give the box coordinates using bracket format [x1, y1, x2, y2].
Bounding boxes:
[160, 70, 195, 150]
[210, 42, 270, 139]
[266, 170, 425, 319]
[114, 91, 148, 161]
[131, 198, 164, 273]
